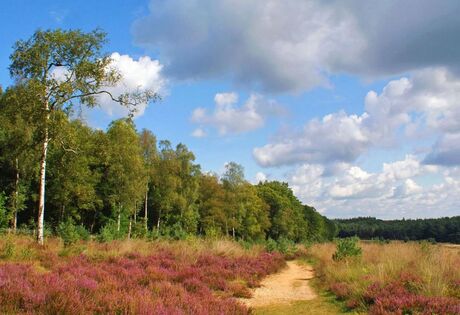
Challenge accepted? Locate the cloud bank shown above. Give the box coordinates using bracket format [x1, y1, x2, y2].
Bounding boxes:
[133, 0, 460, 93]
[254, 68, 460, 168]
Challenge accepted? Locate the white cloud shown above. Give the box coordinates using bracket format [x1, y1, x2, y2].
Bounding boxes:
[287, 156, 459, 219]
[133, 0, 460, 93]
[254, 172, 268, 183]
[254, 111, 369, 167]
[254, 68, 460, 167]
[392, 179, 423, 198]
[98, 52, 166, 117]
[191, 128, 207, 138]
[191, 92, 283, 135]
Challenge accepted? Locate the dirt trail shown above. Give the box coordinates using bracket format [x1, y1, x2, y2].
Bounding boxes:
[240, 260, 317, 307]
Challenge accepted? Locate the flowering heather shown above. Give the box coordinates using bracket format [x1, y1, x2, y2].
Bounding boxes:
[306, 241, 460, 314]
[0, 243, 285, 314]
[365, 278, 460, 315]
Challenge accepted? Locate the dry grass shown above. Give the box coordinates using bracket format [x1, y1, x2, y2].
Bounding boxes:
[0, 234, 263, 270]
[306, 241, 460, 312]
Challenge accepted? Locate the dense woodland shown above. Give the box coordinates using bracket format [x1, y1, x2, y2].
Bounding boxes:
[336, 216, 460, 244]
[0, 28, 336, 244]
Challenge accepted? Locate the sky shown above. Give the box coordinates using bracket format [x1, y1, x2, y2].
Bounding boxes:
[1, 0, 460, 219]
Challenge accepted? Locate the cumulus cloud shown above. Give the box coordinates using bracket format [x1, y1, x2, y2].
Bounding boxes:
[254, 68, 460, 167]
[98, 52, 166, 117]
[287, 156, 458, 218]
[133, 0, 460, 93]
[254, 111, 369, 167]
[191, 92, 284, 135]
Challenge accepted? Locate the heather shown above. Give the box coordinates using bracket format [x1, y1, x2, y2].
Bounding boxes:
[0, 237, 285, 314]
[306, 241, 460, 314]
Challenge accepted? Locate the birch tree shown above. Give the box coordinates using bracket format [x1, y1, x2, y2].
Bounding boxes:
[139, 129, 158, 232]
[106, 119, 147, 239]
[8, 29, 157, 244]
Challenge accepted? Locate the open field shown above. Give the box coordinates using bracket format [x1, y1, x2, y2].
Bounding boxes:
[306, 241, 460, 314]
[0, 236, 285, 314]
[1, 236, 460, 314]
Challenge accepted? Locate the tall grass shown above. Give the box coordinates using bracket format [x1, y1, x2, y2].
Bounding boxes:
[307, 241, 460, 314]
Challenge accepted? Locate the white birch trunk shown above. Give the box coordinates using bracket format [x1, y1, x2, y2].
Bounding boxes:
[13, 158, 19, 233]
[157, 208, 161, 231]
[144, 185, 148, 232]
[128, 216, 132, 239]
[117, 208, 121, 232]
[37, 104, 50, 245]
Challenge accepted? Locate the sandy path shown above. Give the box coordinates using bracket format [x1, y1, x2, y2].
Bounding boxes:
[240, 260, 317, 307]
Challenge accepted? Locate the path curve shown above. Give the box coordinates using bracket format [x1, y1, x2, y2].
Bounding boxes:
[240, 260, 317, 307]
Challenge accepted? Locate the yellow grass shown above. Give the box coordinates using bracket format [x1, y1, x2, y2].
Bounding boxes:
[306, 241, 460, 305]
[0, 234, 262, 267]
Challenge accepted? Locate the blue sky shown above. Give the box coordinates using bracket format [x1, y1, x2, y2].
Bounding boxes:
[2, 0, 460, 219]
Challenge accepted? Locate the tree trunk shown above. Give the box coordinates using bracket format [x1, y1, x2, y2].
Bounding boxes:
[128, 216, 132, 239]
[117, 205, 121, 232]
[157, 208, 161, 231]
[37, 106, 50, 245]
[144, 185, 148, 232]
[13, 158, 19, 233]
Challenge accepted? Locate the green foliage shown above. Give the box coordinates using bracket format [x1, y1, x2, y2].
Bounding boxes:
[332, 237, 362, 261]
[130, 221, 149, 239]
[161, 222, 190, 240]
[265, 237, 297, 256]
[97, 221, 124, 242]
[0, 193, 8, 228]
[265, 238, 278, 252]
[57, 219, 89, 246]
[1, 238, 15, 259]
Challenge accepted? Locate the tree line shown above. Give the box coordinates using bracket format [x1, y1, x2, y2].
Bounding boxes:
[335, 216, 460, 244]
[0, 28, 336, 244]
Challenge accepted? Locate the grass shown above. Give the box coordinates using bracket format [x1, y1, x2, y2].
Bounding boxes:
[0, 235, 284, 314]
[3, 236, 458, 314]
[305, 241, 460, 314]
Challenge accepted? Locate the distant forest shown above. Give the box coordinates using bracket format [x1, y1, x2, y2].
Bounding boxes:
[335, 216, 460, 244]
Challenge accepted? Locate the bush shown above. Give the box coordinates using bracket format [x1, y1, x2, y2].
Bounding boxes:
[130, 221, 149, 239]
[57, 219, 89, 246]
[1, 238, 15, 259]
[332, 237, 362, 261]
[98, 221, 123, 242]
[264, 237, 297, 257]
[0, 193, 8, 229]
[265, 238, 278, 252]
[160, 222, 189, 240]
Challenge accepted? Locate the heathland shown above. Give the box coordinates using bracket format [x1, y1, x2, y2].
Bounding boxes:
[1, 28, 459, 315]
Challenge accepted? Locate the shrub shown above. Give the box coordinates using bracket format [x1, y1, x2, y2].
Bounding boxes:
[161, 222, 189, 240]
[1, 238, 15, 259]
[130, 221, 149, 239]
[276, 237, 297, 257]
[0, 193, 8, 229]
[98, 221, 124, 242]
[57, 219, 89, 246]
[332, 237, 362, 261]
[264, 237, 297, 258]
[265, 238, 278, 252]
